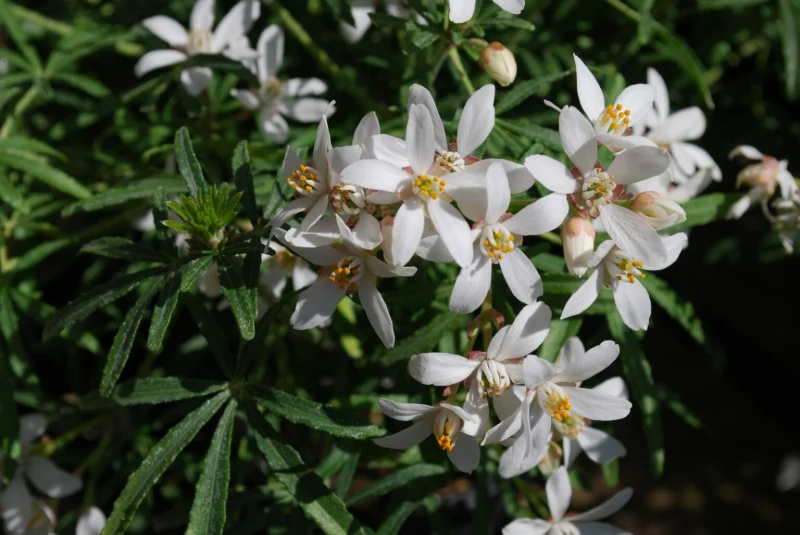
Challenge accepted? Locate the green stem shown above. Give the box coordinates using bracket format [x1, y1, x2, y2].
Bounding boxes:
[0, 85, 39, 138]
[480, 287, 493, 349]
[448, 46, 475, 95]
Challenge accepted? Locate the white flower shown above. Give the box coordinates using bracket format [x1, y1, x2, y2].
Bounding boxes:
[573, 54, 655, 140]
[135, 0, 261, 96]
[76, 507, 107, 535]
[1, 415, 82, 535]
[727, 145, 798, 220]
[449, 0, 524, 24]
[629, 191, 687, 230]
[373, 399, 482, 473]
[260, 241, 317, 298]
[561, 233, 687, 330]
[278, 219, 415, 348]
[560, 217, 596, 277]
[231, 25, 331, 143]
[502, 466, 633, 535]
[483, 340, 631, 477]
[448, 163, 568, 313]
[340, 0, 424, 43]
[340, 103, 476, 268]
[525, 106, 671, 266]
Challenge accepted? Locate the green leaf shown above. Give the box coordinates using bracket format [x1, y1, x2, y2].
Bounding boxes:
[697, 0, 769, 9]
[79, 378, 227, 410]
[378, 311, 470, 365]
[375, 500, 422, 535]
[243, 401, 369, 535]
[52, 72, 111, 98]
[100, 276, 164, 396]
[323, 0, 356, 25]
[102, 391, 230, 534]
[779, 0, 800, 98]
[674, 193, 738, 231]
[346, 464, 447, 506]
[61, 176, 186, 216]
[182, 293, 235, 378]
[0, 293, 20, 479]
[233, 141, 259, 224]
[248, 386, 384, 439]
[0, 137, 65, 160]
[174, 127, 207, 198]
[187, 399, 237, 535]
[495, 118, 562, 151]
[607, 311, 664, 476]
[537, 318, 583, 362]
[216, 255, 256, 341]
[0, 1, 41, 71]
[147, 270, 182, 351]
[43, 266, 169, 341]
[0, 173, 24, 210]
[496, 70, 571, 115]
[81, 237, 170, 262]
[181, 255, 216, 292]
[0, 150, 90, 199]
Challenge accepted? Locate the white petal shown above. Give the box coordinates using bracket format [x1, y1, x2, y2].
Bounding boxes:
[427, 200, 474, 268]
[562, 387, 632, 421]
[445, 171, 488, 221]
[559, 106, 598, 176]
[448, 434, 481, 473]
[557, 337, 585, 368]
[449, 0, 476, 23]
[300, 194, 329, 231]
[574, 54, 606, 121]
[212, 0, 260, 51]
[377, 399, 434, 421]
[354, 111, 381, 147]
[24, 455, 83, 498]
[330, 145, 363, 176]
[180, 67, 212, 96]
[259, 111, 289, 143]
[644, 232, 687, 270]
[598, 134, 658, 151]
[577, 426, 627, 465]
[563, 436, 582, 468]
[1, 474, 34, 535]
[561, 268, 602, 319]
[142, 16, 188, 47]
[408, 353, 480, 386]
[392, 198, 425, 266]
[190, 0, 215, 30]
[366, 134, 410, 169]
[340, 159, 409, 192]
[134, 49, 186, 77]
[553, 340, 620, 384]
[524, 155, 576, 195]
[729, 145, 764, 161]
[417, 234, 456, 263]
[462, 379, 490, 437]
[606, 146, 670, 185]
[408, 85, 447, 152]
[407, 104, 436, 176]
[76, 507, 107, 535]
[261, 267, 287, 298]
[592, 377, 629, 399]
[502, 519, 552, 535]
[522, 357, 560, 388]
[492, 0, 525, 14]
[291, 263, 318, 292]
[290, 278, 345, 330]
[284, 78, 328, 97]
[373, 417, 434, 449]
[651, 107, 705, 142]
[366, 256, 417, 278]
[283, 98, 331, 123]
[457, 84, 495, 156]
[257, 25, 283, 79]
[231, 89, 260, 110]
[615, 84, 655, 126]
[504, 193, 569, 235]
[358, 281, 395, 348]
[312, 114, 332, 181]
[546, 466, 572, 522]
[613, 279, 651, 331]
[485, 162, 511, 223]
[483, 406, 523, 445]
[647, 67, 669, 121]
[570, 488, 633, 523]
[461, 158, 533, 193]
[598, 203, 668, 266]
[500, 249, 544, 306]
[19, 414, 48, 446]
[449, 253, 492, 313]
[349, 212, 382, 250]
[339, 3, 374, 43]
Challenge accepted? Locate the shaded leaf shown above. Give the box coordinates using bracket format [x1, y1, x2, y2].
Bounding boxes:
[80, 378, 227, 410]
[216, 255, 256, 341]
[182, 293, 235, 378]
[147, 270, 182, 351]
[61, 176, 186, 216]
[81, 237, 170, 262]
[174, 127, 206, 198]
[346, 464, 447, 506]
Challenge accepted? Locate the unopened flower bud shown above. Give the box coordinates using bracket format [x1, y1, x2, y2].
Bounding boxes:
[561, 217, 595, 276]
[630, 191, 687, 230]
[479, 42, 517, 87]
[736, 156, 780, 192]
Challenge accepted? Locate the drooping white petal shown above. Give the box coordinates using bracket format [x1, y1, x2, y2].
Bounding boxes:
[377, 399, 434, 421]
[358, 281, 395, 348]
[282, 98, 331, 123]
[574, 54, 606, 121]
[449, 0, 477, 23]
[290, 278, 345, 330]
[562, 387, 632, 421]
[546, 466, 573, 522]
[427, 199, 474, 268]
[577, 426, 627, 465]
[606, 146, 670, 185]
[502, 519, 552, 535]
[450, 253, 492, 313]
[259, 111, 289, 143]
[504, 193, 569, 235]
[76, 507, 107, 535]
[134, 49, 187, 77]
[644, 232, 687, 271]
[409, 353, 480, 386]
[212, 0, 261, 52]
[231, 89, 260, 110]
[180, 67, 213, 96]
[1, 474, 34, 535]
[190, 0, 215, 31]
[447, 435, 481, 473]
[19, 413, 48, 446]
[483, 405, 523, 445]
[651, 106, 706, 142]
[257, 24, 283, 79]
[457, 84, 495, 156]
[492, 0, 525, 15]
[500, 249, 544, 306]
[407, 85, 447, 152]
[24, 455, 83, 498]
[552, 340, 620, 384]
[407, 104, 436, 176]
[142, 16, 188, 47]
[561, 268, 603, 319]
[559, 106, 599, 176]
[373, 417, 434, 449]
[284, 78, 328, 97]
[615, 84, 656, 126]
[485, 162, 511, 224]
[524, 155, 576, 195]
[392, 198, 426, 266]
[570, 488, 634, 523]
[598, 203, 668, 266]
[729, 145, 764, 161]
[613, 279, 651, 331]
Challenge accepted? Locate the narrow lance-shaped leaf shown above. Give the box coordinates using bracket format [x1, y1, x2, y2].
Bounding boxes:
[187, 399, 238, 535]
[80, 377, 227, 410]
[100, 276, 165, 396]
[174, 127, 206, 198]
[147, 270, 182, 351]
[243, 401, 369, 535]
[378, 311, 470, 365]
[81, 237, 171, 263]
[61, 176, 186, 217]
[101, 391, 230, 535]
[216, 255, 256, 341]
[0, 1, 41, 71]
[181, 255, 216, 292]
[182, 294, 235, 378]
[233, 141, 259, 224]
[0, 151, 90, 199]
[346, 464, 447, 506]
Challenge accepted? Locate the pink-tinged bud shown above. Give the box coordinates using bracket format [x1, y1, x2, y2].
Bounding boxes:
[561, 217, 595, 276]
[479, 42, 517, 87]
[736, 156, 780, 192]
[630, 191, 687, 230]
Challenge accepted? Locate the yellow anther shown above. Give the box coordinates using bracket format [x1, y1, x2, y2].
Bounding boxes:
[616, 103, 623, 111]
[413, 174, 446, 200]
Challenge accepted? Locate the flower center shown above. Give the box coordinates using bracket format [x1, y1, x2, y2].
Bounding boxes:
[605, 249, 645, 284]
[540, 382, 572, 422]
[480, 224, 515, 262]
[552, 412, 586, 439]
[581, 170, 616, 209]
[413, 174, 446, 200]
[598, 103, 632, 134]
[328, 257, 363, 291]
[258, 76, 284, 110]
[272, 249, 298, 272]
[329, 183, 367, 216]
[187, 28, 213, 55]
[438, 151, 466, 172]
[433, 409, 462, 452]
[477, 360, 511, 398]
[286, 164, 322, 196]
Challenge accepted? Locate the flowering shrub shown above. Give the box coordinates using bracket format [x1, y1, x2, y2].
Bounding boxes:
[1, 1, 798, 534]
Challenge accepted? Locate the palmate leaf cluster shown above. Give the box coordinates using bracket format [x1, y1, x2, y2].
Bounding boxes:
[0, 0, 796, 534]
